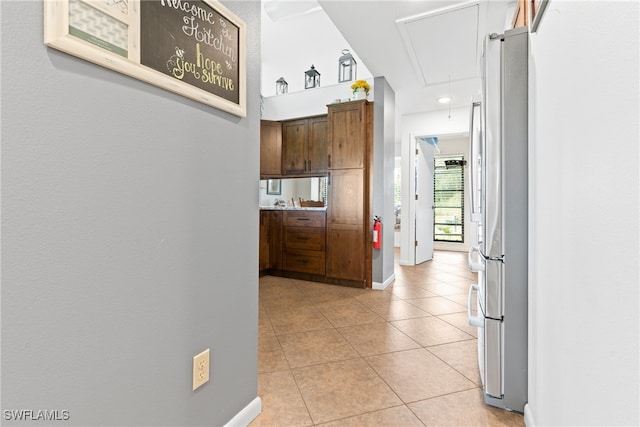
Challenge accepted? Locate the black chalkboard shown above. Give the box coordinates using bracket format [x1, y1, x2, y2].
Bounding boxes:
[140, 0, 240, 105]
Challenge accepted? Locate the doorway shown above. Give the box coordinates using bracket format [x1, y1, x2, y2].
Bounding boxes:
[400, 132, 473, 266]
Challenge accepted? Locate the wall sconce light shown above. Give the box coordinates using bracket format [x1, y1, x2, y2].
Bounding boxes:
[275, 77, 288, 95]
[304, 65, 320, 89]
[338, 49, 357, 83]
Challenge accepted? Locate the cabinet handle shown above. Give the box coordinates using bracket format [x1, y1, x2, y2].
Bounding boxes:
[328, 154, 331, 168]
[307, 160, 311, 171]
[296, 218, 310, 221]
[304, 160, 307, 171]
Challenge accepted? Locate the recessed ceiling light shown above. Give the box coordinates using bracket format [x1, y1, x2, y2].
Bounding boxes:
[437, 96, 451, 104]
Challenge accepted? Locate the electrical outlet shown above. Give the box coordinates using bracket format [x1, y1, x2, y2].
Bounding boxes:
[192, 348, 210, 391]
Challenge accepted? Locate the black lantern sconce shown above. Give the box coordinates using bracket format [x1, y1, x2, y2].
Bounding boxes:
[338, 49, 357, 83]
[275, 77, 288, 95]
[304, 65, 320, 89]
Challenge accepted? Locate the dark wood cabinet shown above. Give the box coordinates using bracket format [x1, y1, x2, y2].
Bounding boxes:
[259, 211, 270, 271]
[282, 116, 327, 176]
[327, 103, 366, 169]
[259, 210, 282, 272]
[260, 120, 282, 178]
[282, 211, 326, 275]
[326, 228, 365, 281]
[326, 166, 366, 282]
[326, 100, 372, 287]
[259, 101, 372, 288]
[308, 117, 328, 174]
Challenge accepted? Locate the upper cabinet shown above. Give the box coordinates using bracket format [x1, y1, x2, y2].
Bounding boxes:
[327, 102, 366, 169]
[260, 120, 282, 178]
[282, 116, 328, 176]
[307, 117, 328, 174]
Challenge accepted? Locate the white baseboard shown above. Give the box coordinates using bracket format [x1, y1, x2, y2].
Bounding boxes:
[398, 259, 411, 266]
[224, 397, 262, 427]
[373, 273, 395, 290]
[524, 403, 535, 427]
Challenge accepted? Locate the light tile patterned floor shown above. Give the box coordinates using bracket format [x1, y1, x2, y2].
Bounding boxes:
[251, 250, 525, 427]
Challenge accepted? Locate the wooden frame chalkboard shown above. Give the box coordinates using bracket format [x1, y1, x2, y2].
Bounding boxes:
[44, 0, 247, 117]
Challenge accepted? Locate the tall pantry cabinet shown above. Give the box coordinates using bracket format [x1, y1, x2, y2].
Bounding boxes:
[326, 100, 373, 287]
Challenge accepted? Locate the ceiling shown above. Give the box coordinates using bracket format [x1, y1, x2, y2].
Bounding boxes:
[261, 0, 515, 116]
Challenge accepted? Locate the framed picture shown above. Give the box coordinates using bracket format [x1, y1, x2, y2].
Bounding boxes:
[44, 0, 246, 116]
[266, 179, 281, 195]
[530, 0, 550, 33]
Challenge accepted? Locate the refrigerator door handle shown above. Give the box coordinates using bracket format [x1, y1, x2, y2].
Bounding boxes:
[469, 101, 482, 222]
[468, 246, 485, 272]
[467, 284, 484, 327]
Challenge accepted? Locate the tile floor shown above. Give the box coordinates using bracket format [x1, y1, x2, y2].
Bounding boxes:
[251, 250, 525, 426]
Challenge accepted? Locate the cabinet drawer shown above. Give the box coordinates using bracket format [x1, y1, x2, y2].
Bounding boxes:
[283, 250, 326, 275]
[284, 227, 325, 251]
[284, 211, 326, 228]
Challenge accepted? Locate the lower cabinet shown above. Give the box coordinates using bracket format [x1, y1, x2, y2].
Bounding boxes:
[282, 249, 325, 275]
[325, 168, 367, 284]
[259, 210, 282, 271]
[261, 209, 364, 287]
[325, 228, 364, 281]
[282, 211, 326, 275]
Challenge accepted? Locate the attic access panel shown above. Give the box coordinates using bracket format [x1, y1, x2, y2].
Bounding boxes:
[397, 3, 479, 86]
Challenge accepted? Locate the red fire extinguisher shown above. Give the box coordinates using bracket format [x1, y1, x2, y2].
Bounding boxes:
[373, 216, 382, 249]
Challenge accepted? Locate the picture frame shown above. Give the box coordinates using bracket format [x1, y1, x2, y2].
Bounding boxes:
[266, 179, 281, 195]
[44, 0, 246, 117]
[530, 0, 550, 33]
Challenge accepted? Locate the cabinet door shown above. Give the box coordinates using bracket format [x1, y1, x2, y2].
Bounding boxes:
[326, 229, 364, 281]
[307, 117, 328, 174]
[259, 211, 270, 271]
[326, 169, 365, 282]
[328, 102, 365, 169]
[268, 211, 283, 270]
[327, 168, 364, 229]
[260, 120, 282, 177]
[282, 119, 308, 175]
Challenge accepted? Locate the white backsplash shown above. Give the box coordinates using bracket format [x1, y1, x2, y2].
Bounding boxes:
[259, 177, 326, 207]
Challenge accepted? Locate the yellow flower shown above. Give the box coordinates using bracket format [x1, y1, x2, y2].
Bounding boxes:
[351, 80, 370, 94]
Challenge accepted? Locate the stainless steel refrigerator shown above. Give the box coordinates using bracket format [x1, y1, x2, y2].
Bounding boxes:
[467, 26, 528, 413]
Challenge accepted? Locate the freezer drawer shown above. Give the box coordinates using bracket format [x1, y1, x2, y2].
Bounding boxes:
[484, 317, 502, 398]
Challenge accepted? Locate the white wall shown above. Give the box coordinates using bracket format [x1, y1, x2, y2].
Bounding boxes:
[261, 79, 374, 120]
[526, 2, 639, 426]
[260, 4, 372, 97]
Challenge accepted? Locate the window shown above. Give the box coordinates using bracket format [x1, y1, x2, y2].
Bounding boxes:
[434, 155, 464, 242]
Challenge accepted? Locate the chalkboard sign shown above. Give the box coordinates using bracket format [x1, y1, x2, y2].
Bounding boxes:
[44, 0, 246, 116]
[140, 0, 240, 104]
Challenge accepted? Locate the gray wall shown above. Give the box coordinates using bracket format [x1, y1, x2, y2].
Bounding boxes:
[1, 1, 261, 425]
[371, 77, 395, 287]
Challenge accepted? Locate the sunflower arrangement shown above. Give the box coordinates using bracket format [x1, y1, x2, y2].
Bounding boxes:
[351, 80, 371, 94]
